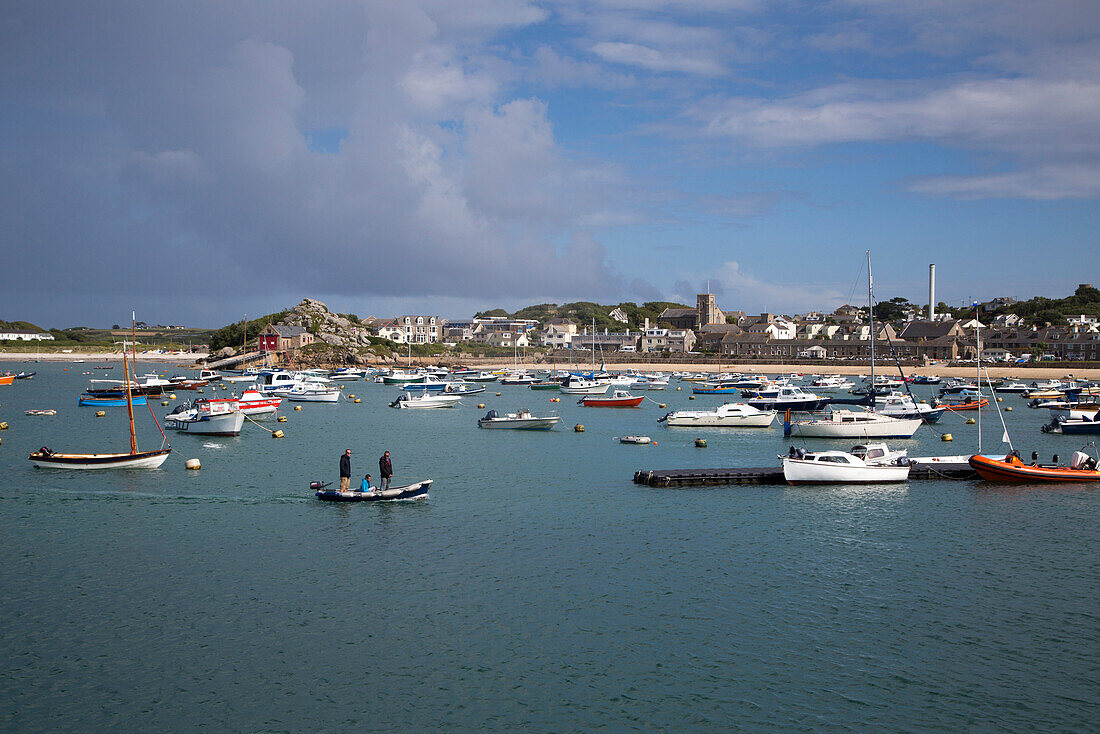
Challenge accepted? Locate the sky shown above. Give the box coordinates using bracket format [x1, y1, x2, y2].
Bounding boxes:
[3, 0, 1099, 328]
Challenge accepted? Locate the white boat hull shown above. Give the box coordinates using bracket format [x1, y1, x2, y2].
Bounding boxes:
[478, 416, 561, 429]
[393, 394, 463, 409]
[786, 413, 922, 439]
[165, 410, 245, 435]
[665, 412, 776, 427]
[782, 458, 910, 483]
[29, 449, 172, 470]
[559, 383, 610, 395]
[287, 390, 341, 402]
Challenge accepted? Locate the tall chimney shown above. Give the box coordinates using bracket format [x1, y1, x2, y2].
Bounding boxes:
[928, 264, 936, 321]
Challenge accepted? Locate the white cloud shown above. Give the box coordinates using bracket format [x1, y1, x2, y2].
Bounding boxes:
[591, 41, 726, 75]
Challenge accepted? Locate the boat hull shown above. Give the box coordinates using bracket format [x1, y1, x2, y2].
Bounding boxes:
[29, 448, 172, 470]
[165, 411, 245, 435]
[785, 415, 922, 439]
[969, 454, 1100, 482]
[580, 396, 644, 407]
[782, 458, 910, 484]
[79, 395, 149, 407]
[664, 411, 776, 427]
[316, 480, 431, 502]
[477, 417, 561, 429]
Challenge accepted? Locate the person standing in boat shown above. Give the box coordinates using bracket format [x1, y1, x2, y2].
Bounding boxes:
[359, 473, 374, 492]
[379, 451, 393, 491]
[339, 449, 352, 492]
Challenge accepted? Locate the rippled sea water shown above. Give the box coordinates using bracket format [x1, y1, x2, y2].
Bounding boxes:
[1, 363, 1097, 731]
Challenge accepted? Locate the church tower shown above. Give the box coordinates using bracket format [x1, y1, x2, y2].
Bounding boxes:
[697, 293, 724, 327]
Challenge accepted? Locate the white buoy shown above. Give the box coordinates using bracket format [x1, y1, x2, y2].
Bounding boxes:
[185, 458, 201, 470]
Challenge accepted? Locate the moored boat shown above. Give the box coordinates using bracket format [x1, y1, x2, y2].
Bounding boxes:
[580, 390, 644, 408]
[782, 447, 910, 484]
[783, 408, 922, 439]
[660, 402, 776, 427]
[164, 399, 245, 435]
[969, 451, 1100, 482]
[477, 409, 561, 430]
[390, 391, 464, 409]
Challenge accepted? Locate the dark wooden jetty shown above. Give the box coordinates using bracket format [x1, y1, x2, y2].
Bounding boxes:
[633, 465, 977, 487]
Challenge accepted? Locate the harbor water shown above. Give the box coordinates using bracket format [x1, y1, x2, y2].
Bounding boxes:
[1, 364, 1097, 731]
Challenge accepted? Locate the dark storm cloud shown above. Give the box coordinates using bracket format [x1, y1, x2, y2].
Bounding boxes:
[0, 1, 635, 325]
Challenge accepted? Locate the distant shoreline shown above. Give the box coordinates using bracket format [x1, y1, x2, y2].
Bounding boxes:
[3, 351, 1096, 380]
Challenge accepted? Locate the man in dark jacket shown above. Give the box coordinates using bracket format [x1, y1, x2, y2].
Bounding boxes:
[379, 451, 392, 491]
[339, 449, 352, 491]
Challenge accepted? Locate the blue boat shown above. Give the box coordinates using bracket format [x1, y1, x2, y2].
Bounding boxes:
[79, 393, 148, 407]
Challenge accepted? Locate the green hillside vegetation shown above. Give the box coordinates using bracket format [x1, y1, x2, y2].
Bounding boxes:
[475, 301, 690, 331]
[209, 311, 290, 351]
[0, 320, 48, 332]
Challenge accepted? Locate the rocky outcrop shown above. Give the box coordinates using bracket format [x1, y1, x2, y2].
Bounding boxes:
[279, 298, 372, 347]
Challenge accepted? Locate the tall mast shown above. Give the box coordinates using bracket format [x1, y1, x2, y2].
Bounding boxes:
[975, 302, 982, 453]
[867, 251, 875, 411]
[125, 313, 138, 454]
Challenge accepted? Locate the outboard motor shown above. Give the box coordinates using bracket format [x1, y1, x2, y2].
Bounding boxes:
[484, 409, 497, 420]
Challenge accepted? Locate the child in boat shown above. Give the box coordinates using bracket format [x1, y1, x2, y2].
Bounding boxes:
[359, 474, 375, 492]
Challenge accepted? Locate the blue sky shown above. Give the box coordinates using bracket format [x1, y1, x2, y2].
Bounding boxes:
[2, 0, 1098, 327]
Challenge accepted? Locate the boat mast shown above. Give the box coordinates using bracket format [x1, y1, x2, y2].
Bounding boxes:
[125, 313, 138, 454]
[868, 251, 875, 411]
[975, 302, 981, 453]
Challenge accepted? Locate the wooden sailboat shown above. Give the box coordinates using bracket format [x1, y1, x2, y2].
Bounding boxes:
[29, 315, 171, 469]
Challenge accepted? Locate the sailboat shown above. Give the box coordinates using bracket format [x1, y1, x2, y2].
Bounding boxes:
[785, 253, 921, 439]
[29, 315, 172, 469]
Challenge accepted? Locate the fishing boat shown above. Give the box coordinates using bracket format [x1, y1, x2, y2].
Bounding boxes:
[630, 376, 669, 390]
[477, 409, 561, 430]
[499, 372, 540, 385]
[0, 374, 16, 386]
[809, 375, 855, 392]
[15, 371, 36, 379]
[29, 315, 172, 469]
[659, 402, 776, 427]
[314, 479, 432, 501]
[389, 391, 464, 409]
[781, 447, 911, 484]
[381, 369, 425, 385]
[579, 390, 644, 408]
[466, 371, 500, 382]
[330, 367, 368, 381]
[164, 399, 246, 435]
[442, 383, 485, 395]
[911, 375, 941, 385]
[969, 451, 1100, 483]
[692, 384, 740, 395]
[529, 381, 561, 390]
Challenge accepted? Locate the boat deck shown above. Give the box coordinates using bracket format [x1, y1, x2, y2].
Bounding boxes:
[632, 465, 977, 487]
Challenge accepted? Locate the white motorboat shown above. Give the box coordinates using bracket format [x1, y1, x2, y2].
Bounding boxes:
[390, 391, 464, 409]
[784, 408, 922, 439]
[849, 442, 909, 466]
[558, 376, 611, 395]
[222, 368, 263, 383]
[164, 399, 245, 436]
[630, 376, 669, 390]
[782, 447, 910, 484]
[477, 409, 561, 430]
[499, 372, 540, 385]
[809, 375, 855, 392]
[330, 367, 367, 381]
[256, 370, 305, 395]
[286, 385, 342, 402]
[875, 392, 945, 423]
[619, 435, 652, 444]
[744, 385, 828, 412]
[661, 402, 776, 427]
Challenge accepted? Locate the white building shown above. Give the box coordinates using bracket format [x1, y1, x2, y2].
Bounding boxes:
[399, 315, 442, 344]
[0, 330, 54, 341]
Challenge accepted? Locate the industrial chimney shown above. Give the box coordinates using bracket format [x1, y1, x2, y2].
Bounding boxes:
[928, 264, 936, 321]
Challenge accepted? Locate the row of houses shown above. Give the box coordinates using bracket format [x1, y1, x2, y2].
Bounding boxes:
[0, 329, 54, 341]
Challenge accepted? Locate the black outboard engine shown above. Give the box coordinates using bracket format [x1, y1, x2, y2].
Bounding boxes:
[484, 409, 498, 420]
